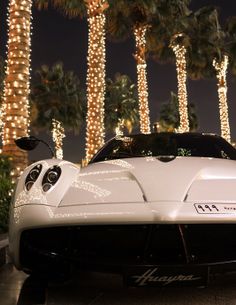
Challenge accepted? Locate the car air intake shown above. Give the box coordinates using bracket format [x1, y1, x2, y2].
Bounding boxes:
[20, 224, 236, 273]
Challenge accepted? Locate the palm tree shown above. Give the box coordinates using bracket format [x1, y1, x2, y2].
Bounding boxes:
[35, 0, 109, 162]
[30, 62, 85, 132]
[0, 56, 5, 141]
[108, 1, 192, 134]
[186, 7, 231, 142]
[105, 73, 139, 134]
[213, 55, 231, 143]
[2, 0, 33, 179]
[51, 118, 65, 159]
[0, 56, 5, 106]
[107, 1, 158, 134]
[170, 33, 189, 132]
[219, 16, 236, 142]
[133, 23, 151, 134]
[147, 0, 192, 132]
[149, 4, 231, 140]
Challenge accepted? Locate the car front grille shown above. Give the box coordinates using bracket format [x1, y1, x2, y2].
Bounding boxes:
[20, 224, 236, 273]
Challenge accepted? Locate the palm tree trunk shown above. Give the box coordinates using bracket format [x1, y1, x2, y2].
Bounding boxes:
[134, 25, 151, 134]
[52, 119, 65, 160]
[85, 0, 108, 162]
[213, 55, 231, 143]
[170, 34, 189, 133]
[2, 0, 32, 179]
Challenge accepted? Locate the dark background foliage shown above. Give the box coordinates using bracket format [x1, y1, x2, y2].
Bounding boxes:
[0, 156, 13, 233]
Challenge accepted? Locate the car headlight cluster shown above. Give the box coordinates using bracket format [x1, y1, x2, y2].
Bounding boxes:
[42, 165, 61, 192]
[25, 164, 42, 191]
[25, 164, 62, 192]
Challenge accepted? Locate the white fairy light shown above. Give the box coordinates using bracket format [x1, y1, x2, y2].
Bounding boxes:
[2, 0, 32, 179]
[170, 33, 189, 133]
[85, 0, 109, 162]
[52, 119, 65, 160]
[134, 25, 151, 134]
[213, 55, 231, 143]
[115, 118, 124, 138]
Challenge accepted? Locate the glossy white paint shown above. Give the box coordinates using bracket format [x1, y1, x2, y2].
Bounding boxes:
[8, 155, 236, 269]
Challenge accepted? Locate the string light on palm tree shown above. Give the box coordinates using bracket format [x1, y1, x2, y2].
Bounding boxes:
[170, 33, 189, 133]
[115, 118, 124, 138]
[0, 106, 3, 137]
[0, 102, 2, 146]
[134, 25, 151, 134]
[52, 119, 65, 160]
[2, 0, 32, 179]
[213, 55, 231, 143]
[85, 0, 109, 162]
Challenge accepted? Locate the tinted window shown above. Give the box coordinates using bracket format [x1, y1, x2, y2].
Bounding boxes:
[90, 133, 236, 163]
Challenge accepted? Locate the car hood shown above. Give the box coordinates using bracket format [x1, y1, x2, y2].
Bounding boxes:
[60, 156, 236, 206]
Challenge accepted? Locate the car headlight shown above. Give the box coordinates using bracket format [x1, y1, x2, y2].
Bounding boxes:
[42, 165, 61, 192]
[25, 164, 42, 191]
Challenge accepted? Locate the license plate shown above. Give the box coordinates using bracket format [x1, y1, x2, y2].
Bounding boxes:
[124, 265, 209, 287]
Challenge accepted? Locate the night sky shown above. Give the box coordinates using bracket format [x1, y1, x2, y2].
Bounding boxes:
[0, 0, 236, 162]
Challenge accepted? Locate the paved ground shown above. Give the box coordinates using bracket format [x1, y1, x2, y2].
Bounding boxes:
[2, 263, 236, 305]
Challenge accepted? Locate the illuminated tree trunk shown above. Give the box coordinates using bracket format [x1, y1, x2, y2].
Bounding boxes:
[213, 55, 231, 143]
[170, 34, 189, 133]
[2, 0, 32, 178]
[85, 0, 108, 162]
[134, 25, 151, 134]
[52, 119, 65, 160]
[0, 108, 2, 147]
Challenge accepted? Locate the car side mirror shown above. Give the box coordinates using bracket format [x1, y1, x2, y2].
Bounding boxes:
[15, 136, 55, 158]
[15, 136, 40, 151]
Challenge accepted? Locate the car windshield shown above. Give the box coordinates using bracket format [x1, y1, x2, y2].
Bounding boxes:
[90, 133, 236, 163]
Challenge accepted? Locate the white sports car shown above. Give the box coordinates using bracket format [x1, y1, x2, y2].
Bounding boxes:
[8, 132, 236, 287]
